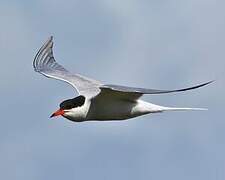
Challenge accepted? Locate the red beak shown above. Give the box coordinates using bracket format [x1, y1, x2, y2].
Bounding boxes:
[50, 109, 65, 118]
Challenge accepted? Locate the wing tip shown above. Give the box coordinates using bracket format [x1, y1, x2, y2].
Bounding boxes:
[204, 80, 215, 85]
[196, 80, 214, 89]
[33, 36, 54, 71]
[49, 35, 53, 41]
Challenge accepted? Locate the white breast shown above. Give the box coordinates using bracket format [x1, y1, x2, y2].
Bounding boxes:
[63, 100, 91, 121]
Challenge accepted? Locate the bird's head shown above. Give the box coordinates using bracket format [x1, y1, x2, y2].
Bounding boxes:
[50, 95, 86, 118]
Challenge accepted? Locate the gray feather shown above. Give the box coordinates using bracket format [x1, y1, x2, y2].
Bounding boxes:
[33, 36, 101, 97]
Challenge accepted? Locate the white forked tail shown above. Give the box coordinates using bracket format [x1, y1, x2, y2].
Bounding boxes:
[142, 100, 208, 113]
[161, 107, 208, 111]
[137, 100, 208, 114]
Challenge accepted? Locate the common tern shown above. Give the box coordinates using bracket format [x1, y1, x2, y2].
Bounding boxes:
[33, 37, 212, 122]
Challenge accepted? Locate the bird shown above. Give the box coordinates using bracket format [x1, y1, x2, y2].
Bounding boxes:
[33, 36, 213, 122]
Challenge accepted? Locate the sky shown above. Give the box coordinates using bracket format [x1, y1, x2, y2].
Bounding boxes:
[0, 0, 225, 179]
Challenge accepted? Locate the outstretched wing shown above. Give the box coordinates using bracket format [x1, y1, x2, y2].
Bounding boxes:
[101, 81, 213, 94]
[97, 81, 213, 101]
[33, 36, 102, 97]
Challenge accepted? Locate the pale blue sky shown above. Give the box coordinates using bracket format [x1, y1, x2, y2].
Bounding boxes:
[0, 0, 224, 179]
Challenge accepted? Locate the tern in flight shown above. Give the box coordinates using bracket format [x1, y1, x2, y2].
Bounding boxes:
[33, 37, 212, 122]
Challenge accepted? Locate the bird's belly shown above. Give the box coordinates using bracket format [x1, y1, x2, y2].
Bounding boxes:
[86, 100, 150, 121]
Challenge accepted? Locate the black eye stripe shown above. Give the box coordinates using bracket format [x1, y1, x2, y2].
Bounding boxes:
[60, 96, 85, 110]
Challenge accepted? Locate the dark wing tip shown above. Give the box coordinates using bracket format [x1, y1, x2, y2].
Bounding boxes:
[150, 80, 214, 94]
[153, 80, 214, 94]
[33, 36, 54, 71]
[182, 80, 214, 91]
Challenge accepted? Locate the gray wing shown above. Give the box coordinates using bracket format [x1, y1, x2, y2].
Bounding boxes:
[99, 81, 213, 101]
[95, 87, 142, 101]
[33, 36, 102, 97]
